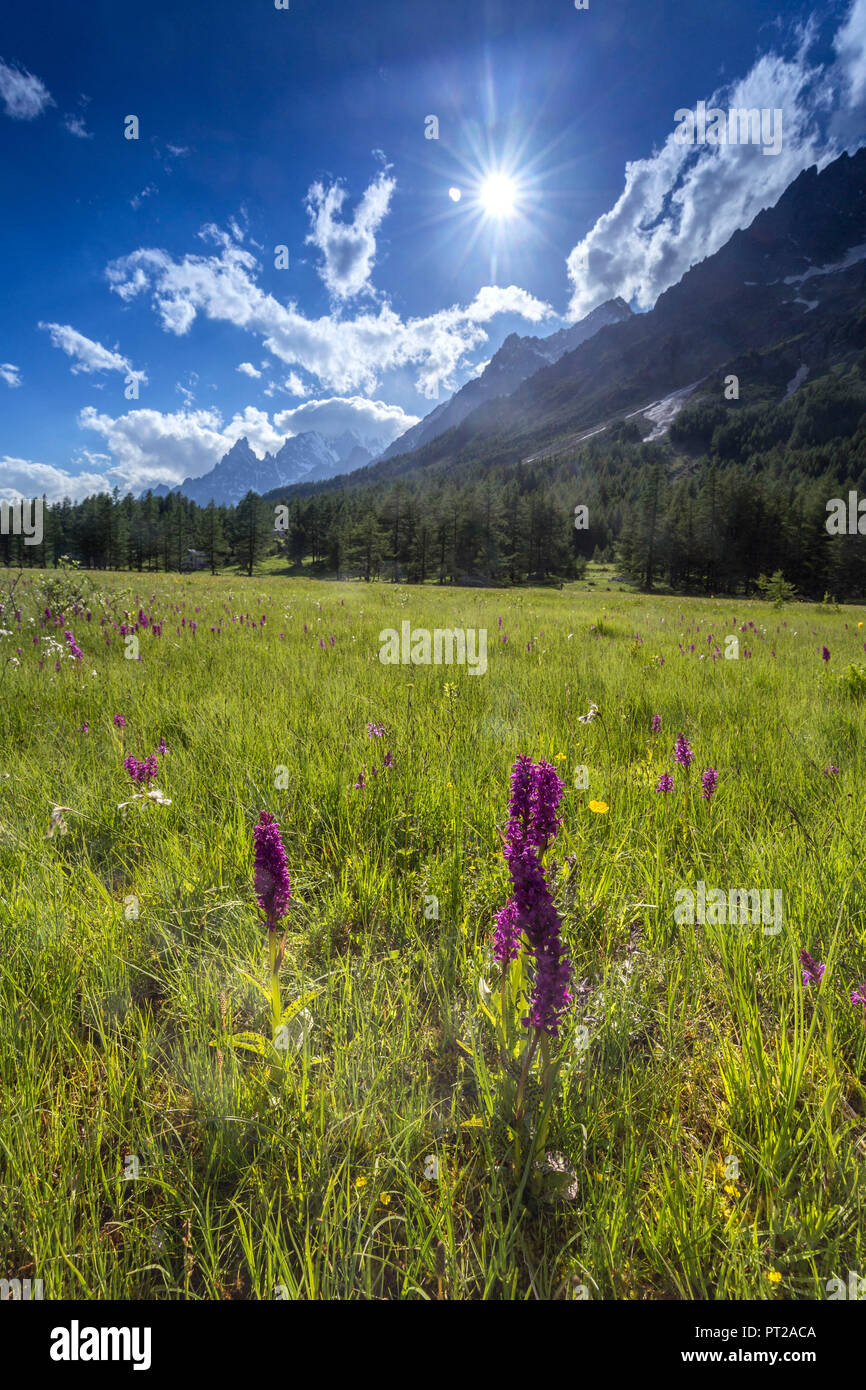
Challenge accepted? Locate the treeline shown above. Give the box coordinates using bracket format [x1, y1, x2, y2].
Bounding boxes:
[0, 479, 588, 585]
[3, 364, 865, 595]
[0, 490, 269, 577]
[619, 366, 866, 595]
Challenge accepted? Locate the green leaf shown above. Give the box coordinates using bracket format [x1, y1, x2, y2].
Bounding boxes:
[213, 1030, 271, 1056]
[237, 969, 271, 1004]
[477, 999, 498, 1029]
[279, 986, 322, 1027]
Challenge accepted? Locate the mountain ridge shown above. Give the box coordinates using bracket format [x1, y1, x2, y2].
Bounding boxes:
[376, 295, 633, 463]
[141, 427, 389, 506]
[267, 146, 866, 501]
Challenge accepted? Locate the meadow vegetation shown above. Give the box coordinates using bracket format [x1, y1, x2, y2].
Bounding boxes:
[1, 566, 864, 1299]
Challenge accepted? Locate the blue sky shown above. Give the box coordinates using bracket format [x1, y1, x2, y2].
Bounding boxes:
[1, 0, 864, 499]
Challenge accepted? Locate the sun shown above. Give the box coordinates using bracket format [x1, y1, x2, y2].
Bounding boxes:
[479, 173, 517, 218]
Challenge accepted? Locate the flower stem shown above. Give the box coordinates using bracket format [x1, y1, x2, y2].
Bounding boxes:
[269, 930, 281, 1039]
[513, 1029, 540, 1170]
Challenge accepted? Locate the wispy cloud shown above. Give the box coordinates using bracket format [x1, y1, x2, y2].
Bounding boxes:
[175, 372, 199, 406]
[831, 0, 866, 146]
[236, 361, 262, 379]
[129, 184, 157, 210]
[565, 0, 866, 317]
[63, 113, 92, 139]
[106, 219, 553, 398]
[39, 322, 147, 384]
[0, 362, 21, 388]
[305, 168, 396, 301]
[0, 57, 54, 120]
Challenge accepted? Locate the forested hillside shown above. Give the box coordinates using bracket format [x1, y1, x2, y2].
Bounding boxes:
[4, 356, 865, 598]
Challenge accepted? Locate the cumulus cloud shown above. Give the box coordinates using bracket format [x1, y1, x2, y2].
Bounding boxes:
[106, 223, 553, 398]
[0, 458, 113, 503]
[0, 362, 21, 387]
[236, 361, 262, 378]
[272, 395, 419, 444]
[0, 58, 54, 120]
[305, 169, 395, 300]
[39, 322, 147, 384]
[566, 3, 866, 317]
[281, 372, 309, 396]
[77, 405, 249, 492]
[75, 395, 421, 493]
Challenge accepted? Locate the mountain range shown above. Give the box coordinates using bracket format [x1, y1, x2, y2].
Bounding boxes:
[143, 297, 634, 506]
[269, 145, 866, 501]
[147, 147, 866, 510]
[376, 295, 633, 463]
[143, 428, 389, 506]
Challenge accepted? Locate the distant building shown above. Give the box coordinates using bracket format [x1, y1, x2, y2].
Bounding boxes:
[181, 548, 208, 571]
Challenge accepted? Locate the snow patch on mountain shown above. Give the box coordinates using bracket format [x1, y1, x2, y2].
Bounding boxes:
[784, 364, 810, 398]
[783, 241, 866, 284]
[641, 381, 703, 441]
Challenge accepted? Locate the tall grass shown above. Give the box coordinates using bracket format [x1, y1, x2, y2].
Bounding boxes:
[1, 570, 864, 1299]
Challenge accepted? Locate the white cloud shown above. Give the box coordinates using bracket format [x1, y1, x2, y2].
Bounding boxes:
[78, 405, 237, 491]
[63, 113, 92, 139]
[236, 361, 262, 378]
[0, 362, 21, 387]
[78, 404, 298, 491]
[832, 0, 866, 146]
[106, 225, 553, 398]
[565, 5, 866, 317]
[305, 169, 395, 300]
[175, 372, 199, 406]
[0, 58, 54, 120]
[75, 396, 421, 493]
[39, 322, 147, 384]
[282, 373, 309, 396]
[0, 458, 112, 503]
[272, 395, 419, 444]
[130, 184, 158, 209]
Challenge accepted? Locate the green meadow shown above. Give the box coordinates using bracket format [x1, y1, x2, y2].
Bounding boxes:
[1, 566, 865, 1300]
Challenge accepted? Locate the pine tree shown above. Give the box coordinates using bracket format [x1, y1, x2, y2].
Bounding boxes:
[229, 492, 272, 576]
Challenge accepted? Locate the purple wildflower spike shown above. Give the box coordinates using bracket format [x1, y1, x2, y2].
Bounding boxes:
[799, 949, 826, 988]
[253, 812, 292, 932]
